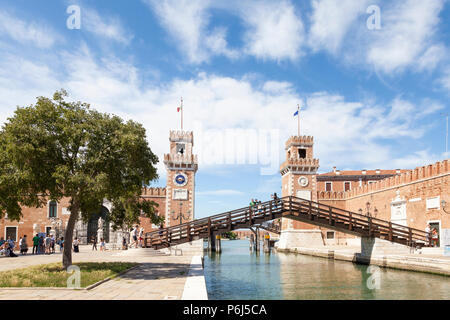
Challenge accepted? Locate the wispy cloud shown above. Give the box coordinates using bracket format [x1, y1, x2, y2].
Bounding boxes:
[83, 7, 133, 44]
[0, 10, 58, 48]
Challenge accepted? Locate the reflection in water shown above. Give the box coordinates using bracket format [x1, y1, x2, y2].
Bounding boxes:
[203, 240, 450, 300]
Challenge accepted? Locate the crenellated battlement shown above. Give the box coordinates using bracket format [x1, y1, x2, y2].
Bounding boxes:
[169, 130, 194, 143]
[317, 159, 450, 200]
[285, 135, 314, 149]
[164, 153, 198, 164]
[142, 187, 167, 196]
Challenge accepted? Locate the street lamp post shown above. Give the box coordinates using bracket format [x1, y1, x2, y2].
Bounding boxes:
[171, 201, 191, 225]
[358, 202, 378, 218]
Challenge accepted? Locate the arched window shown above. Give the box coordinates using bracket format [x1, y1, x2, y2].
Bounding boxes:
[49, 201, 57, 218]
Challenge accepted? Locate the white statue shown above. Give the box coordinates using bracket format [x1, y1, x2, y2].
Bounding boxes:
[98, 217, 104, 230]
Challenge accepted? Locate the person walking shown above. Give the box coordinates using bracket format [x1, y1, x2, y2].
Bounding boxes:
[139, 227, 144, 247]
[100, 238, 106, 251]
[92, 236, 97, 251]
[32, 234, 39, 254]
[73, 237, 80, 253]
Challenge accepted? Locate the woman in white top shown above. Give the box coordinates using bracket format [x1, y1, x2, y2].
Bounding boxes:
[73, 237, 80, 252]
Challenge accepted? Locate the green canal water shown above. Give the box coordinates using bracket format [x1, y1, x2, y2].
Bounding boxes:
[203, 240, 450, 300]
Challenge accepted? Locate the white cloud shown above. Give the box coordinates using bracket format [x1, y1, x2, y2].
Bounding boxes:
[239, 0, 305, 61]
[0, 34, 444, 176]
[439, 67, 450, 92]
[83, 8, 133, 44]
[308, 0, 370, 54]
[366, 0, 445, 73]
[197, 189, 244, 196]
[144, 0, 237, 63]
[0, 10, 58, 48]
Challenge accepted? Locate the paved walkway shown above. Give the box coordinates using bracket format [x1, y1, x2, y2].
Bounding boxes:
[0, 246, 204, 300]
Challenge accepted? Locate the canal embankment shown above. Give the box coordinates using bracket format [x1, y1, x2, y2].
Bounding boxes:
[276, 245, 450, 276]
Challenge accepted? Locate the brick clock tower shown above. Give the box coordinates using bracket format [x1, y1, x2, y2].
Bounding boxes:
[164, 131, 198, 227]
[277, 135, 323, 249]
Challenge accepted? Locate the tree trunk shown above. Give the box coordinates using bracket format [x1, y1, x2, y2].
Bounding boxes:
[62, 201, 79, 269]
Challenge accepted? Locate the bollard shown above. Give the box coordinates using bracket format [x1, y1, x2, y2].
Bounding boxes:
[215, 235, 222, 253]
[263, 234, 271, 253]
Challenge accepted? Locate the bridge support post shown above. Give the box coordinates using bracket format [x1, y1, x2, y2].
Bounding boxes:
[215, 235, 222, 253]
[263, 234, 271, 253]
[208, 234, 216, 252]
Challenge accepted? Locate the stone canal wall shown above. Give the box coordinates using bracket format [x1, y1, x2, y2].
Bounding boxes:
[277, 242, 450, 276]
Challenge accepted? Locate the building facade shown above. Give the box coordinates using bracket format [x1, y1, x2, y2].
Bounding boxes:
[0, 130, 197, 245]
[278, 134, 450, 248]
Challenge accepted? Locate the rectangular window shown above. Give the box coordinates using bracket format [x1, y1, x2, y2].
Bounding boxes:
[5, 227, 17, 241]
[298, 148, 306, 159]
[49, 201, 57, 218]
[325, 182, 332, 192]
[46, 226, 52, 236]
[326, 231, 335, 239]
[344, 182, 351, 191]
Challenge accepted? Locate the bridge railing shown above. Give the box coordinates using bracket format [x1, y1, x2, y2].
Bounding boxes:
[145, 198, 285, 247]
[145, 196, 430, 248]
[289, 196, 429, 245]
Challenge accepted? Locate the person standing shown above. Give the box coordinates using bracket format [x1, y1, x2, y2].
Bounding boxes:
[59, 237, 64, 252]
[44, 234, 51, 254]
[92, 236, 97, 251]
[39, 235, 44, 254]
[50, 234, 55, 253]
[20, 235, 28, 255]
[32, 234, 39, 254]
[431, 228, 439, 247]
[425, 224, 431, 245]
[73, 237, 80, 253]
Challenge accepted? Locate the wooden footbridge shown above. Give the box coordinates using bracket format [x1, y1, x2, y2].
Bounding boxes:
[144, 196, 430, 249]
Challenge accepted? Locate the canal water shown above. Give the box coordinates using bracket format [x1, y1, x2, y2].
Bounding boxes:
[203, 240, 450, 300]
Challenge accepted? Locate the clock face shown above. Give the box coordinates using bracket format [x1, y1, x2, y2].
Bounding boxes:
[174, 173, 188, 186]
[298, 176, 309, 187]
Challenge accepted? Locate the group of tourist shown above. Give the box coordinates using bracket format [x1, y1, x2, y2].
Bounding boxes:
[0, 234, 66, 257]
[249, 193, 280, 214]
[90, 236, 106, 251]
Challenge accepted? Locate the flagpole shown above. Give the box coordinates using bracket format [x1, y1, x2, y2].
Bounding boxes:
[297, 104, 300, 136]
[181, 97, 184, 131]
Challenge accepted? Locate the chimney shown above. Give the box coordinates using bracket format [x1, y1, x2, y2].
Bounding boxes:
[376, 169, 380, 174]
[362, 169, 367, 175]
[333, 166, 336, 173]
[396, 169, 401, 174]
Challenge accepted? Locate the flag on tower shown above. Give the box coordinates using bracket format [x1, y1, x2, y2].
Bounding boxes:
[293, 110, 298, 117]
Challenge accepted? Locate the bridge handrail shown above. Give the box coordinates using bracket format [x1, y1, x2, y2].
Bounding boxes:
[289, 196, 428, 237]
[145, 198, 281, 238]
[145, 196, 429, 247]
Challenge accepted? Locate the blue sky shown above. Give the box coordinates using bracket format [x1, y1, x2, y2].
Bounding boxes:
[0, 0, 449, 219]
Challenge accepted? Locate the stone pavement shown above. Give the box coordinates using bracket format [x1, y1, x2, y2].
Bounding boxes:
[0, 246, 206, 300]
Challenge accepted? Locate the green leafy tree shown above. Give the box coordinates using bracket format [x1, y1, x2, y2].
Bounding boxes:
[0, 90, 163, 268]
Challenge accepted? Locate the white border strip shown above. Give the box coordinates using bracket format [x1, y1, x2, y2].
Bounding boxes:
[181, 255, 208, 300]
